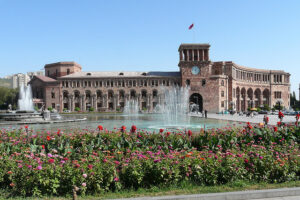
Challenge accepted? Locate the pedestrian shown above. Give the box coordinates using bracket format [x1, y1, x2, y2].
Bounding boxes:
[205, 110, 207, 118]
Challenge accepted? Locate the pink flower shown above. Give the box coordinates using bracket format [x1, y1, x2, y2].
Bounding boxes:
[36, 165, 42, 170]
[114, 177, 119, 182]
[88, 164, 93, 169]
[82, 182, 86, 187]
[47, 153, 53, 157]
[83, 174, 87, 178]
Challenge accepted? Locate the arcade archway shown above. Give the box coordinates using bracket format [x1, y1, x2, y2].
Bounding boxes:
[189, 93, 203, 112]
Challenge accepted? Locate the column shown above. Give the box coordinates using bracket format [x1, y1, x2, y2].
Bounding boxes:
[191, 49, 194, 61]
[187, 50, 190, 61]
[197, 50, 200, 61]
[82, 95, 86, 112]
[104, 94, 108, 110]
[93, 94, 97, 111]
[202, 50, 205, 61]
[79, 95, 83, 111]
[138, 93, 141, 111]
[179, 51, 183, 61]
[71, 95, 75, 112]
[68, 94, 72, 111]
[149, 94, 153, 112]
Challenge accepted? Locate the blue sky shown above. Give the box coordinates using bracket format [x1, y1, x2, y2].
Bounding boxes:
[0, 0, 299, 98]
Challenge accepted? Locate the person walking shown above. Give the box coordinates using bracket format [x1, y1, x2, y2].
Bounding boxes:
[205, 110, 207, 118]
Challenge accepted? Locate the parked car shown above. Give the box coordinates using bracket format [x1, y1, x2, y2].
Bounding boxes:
[63, 110, 71, 113]
[258, 110, 269, 114]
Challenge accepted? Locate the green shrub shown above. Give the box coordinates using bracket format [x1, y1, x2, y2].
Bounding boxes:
[89, 107, 94, 112]
[75, 107, 80, 112]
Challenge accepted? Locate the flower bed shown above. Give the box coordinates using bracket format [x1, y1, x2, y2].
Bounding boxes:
[0, 124, 299, 197]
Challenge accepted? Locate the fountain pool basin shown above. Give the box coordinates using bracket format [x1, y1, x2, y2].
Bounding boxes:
[0, 113, 239, 131]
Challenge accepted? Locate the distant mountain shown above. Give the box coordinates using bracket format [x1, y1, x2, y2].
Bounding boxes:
[0, 78, 12, 88]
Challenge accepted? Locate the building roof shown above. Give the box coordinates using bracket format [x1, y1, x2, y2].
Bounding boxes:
[178, 43, 210, 51]
[44, 62, 82, 69]
[231, 62, 289, 74]
[34, 75, 57, 82]
[59, 71, 181, 79]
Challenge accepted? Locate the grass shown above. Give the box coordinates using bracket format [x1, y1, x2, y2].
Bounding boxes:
[1, 180, 300, 200]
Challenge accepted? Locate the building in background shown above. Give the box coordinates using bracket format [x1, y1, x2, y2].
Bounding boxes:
[29, 43, 291, 112]
[10, 71, 44, 89]
[12, 73, 30, 89]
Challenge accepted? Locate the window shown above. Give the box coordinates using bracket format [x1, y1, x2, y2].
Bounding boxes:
[52, 103, 55, 109]
[221, 101, 224, 108]
[221, 91, 224, 97]
[56, 69, 58, 76]
[274, 91, 282, 99]
[221, 80, 224, 86]
[51, 92, 55, 99]
[202, 79, 206, 86]
[153, 90, 157, 98]
[186, 79, 190, 86]
[67, 69, 70, 75]
[47, 70, 50, 76]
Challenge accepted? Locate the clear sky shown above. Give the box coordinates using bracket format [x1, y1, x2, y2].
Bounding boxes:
[0, 0, 299, 98]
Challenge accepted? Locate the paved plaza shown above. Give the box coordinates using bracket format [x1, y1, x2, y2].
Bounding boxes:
[205, 113, 297, 126]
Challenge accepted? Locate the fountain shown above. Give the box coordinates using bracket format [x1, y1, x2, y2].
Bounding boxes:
[18, 84, 34, 112]
[123, 99, 139, 115]
[0, 84, 44, 121]
[150, 86, 193, 130]
[0, 84, 87, 124]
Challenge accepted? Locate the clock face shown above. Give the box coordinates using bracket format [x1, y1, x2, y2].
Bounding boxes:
[191, 66, 200, 75]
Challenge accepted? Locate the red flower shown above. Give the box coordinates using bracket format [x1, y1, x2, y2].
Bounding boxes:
[120, 125, 126, 132]
[166, 132, 171, 137]
[88, 164, 93, 169]
[277, 121, 281, 126]
[246, 122, 252, 130]
[159, 129, 164, 133]
[187, 130, 192, 137]
[274, 126, 278, 132]
[24, 125, 28, 129]
[244, 159, 249, 163]
[278, 111, 284, 119]
[98, 125, 103, 130]
[131, 125, 137, 133]
[46, 136, 51, 141]
[57, 129, 61, 136]
[41, 145, 45, 149]
[296, 114, 300, 121]
[48, 159, 55, 164]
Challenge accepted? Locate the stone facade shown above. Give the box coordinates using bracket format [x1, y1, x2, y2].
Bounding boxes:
[29, 44, 291, 113]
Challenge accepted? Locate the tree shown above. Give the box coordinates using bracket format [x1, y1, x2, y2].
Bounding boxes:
[0, 87, 18, 110]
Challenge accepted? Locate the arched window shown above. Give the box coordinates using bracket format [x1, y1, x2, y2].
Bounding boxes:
[186, 79, 190, 86]
[221, 80, 225, 86]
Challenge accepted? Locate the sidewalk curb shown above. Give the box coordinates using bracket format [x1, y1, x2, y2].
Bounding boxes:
[112, 187, 300, 200]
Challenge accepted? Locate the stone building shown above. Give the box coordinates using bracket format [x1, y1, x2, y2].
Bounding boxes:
[29, 43, 290, 113]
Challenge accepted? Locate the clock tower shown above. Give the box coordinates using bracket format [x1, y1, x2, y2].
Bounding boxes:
[178, 43, 220, 112]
